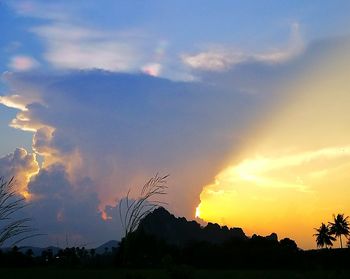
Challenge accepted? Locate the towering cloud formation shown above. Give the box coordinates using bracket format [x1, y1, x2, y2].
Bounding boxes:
[0, 58, 284, 245]
[2, 36, 350, 248]
[1, 70, 276, 207]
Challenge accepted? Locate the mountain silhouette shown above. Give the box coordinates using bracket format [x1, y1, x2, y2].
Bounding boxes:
[137, 207, 247, 246]
[95, 240, 118, 254]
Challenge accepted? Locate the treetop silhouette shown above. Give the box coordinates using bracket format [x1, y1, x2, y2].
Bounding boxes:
[329, 213, 350, 248]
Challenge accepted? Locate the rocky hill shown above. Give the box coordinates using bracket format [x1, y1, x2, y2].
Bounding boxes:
[137, 207, 247, 246]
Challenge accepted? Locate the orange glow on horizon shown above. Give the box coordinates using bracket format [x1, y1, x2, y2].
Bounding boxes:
[196, 145, 350, 248]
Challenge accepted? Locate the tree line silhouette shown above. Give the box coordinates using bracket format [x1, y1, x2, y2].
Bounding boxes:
[0, 245, 117, 268]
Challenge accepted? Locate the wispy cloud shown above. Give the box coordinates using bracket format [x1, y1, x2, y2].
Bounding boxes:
[182, 23, 304, 72]
[9, 55, 39, 71]
[8, 1, 304, 80]
[8, 1, 168, 76]
[31, 23, 154, 73]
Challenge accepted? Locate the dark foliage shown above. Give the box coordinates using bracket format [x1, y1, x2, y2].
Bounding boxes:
[0, 176, 40, 247]
[0, 245, 118, 268]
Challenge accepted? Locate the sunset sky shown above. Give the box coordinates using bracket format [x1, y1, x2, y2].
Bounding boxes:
[1, 0, 350, 249]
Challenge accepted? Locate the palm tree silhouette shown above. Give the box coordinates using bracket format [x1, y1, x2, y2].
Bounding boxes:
[314, 223, 336, 248]
[329, 213, 350, 248]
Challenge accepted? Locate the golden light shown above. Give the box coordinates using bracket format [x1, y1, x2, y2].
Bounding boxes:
[196, 42, 350, 249]
[196, 145, 350, 248]
[19, 160, 40, 201]
[20, 190, 32, 200]
[195, 205, 201, 218]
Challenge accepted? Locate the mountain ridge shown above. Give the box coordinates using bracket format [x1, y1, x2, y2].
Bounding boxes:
[137, 207, 248, 246]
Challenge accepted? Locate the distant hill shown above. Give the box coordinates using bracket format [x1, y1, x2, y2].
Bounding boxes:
[137, 207, 248, 246]
[95, 240, 118, 254]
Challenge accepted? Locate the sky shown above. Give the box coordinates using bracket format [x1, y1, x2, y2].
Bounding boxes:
[1, 0, 350, 249]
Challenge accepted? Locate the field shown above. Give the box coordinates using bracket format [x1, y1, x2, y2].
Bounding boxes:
[1, 268, 349, 279]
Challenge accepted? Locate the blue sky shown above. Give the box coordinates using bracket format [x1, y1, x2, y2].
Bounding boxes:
[1, 1, 350, 248]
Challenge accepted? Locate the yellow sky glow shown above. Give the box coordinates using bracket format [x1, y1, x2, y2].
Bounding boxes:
[196, 42, 350, 249]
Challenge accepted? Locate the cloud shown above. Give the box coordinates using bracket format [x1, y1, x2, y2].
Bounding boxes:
[0, 68, 279, 221]
[31, 24, 144, 72]
[0, 148, 123, 247]
[9, 55, 39, 71]
[182, 49, 245, 71]
[0, 95, 29, 111]
[24, 18, 175, 80]
[182, 23, 304, 72]
[25, 163, 122, 247]
[7, 1, 170, 76]
[141, 63, 162, 77]
[0, 148, 39, 197]
[9, 1, 303, 81]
